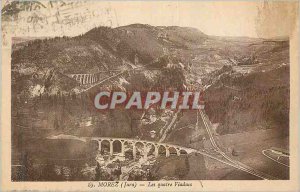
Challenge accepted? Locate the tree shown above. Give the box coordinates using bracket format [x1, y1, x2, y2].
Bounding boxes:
[42, 161, 57, 181]
[21, 152, 34, 181]
[94, 162, 102, 181]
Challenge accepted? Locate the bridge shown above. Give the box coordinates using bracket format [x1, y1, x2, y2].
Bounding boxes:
[66, 72, 119, 85]
[87, 137, 195, 159]
[49, 133, 277, 180]
[48, 134, 199, 159]
[66, 73, 102, 85]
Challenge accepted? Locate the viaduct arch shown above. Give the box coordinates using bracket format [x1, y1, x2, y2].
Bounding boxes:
[89, 137, 192, 159]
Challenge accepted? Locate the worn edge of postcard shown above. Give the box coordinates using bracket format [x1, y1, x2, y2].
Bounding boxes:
[1, 1, 300, 191]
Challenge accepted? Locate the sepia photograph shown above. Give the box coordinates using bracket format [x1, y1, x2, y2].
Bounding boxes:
[1, 0, 299, 191]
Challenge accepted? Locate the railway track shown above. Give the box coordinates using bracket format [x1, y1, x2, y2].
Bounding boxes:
[79, 61, 161, 93]
[199, 109, 278, 180]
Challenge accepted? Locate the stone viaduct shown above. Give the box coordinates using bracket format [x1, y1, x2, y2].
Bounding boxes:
[87, 137, 196, 159]
[67, 73, 102, 85]
[66, 69, 125, 85]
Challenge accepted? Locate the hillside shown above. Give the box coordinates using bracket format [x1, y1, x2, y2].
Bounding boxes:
[204, 65, 289, 135]
[11, 24, 290, 181]
[11, 23, 290, 141]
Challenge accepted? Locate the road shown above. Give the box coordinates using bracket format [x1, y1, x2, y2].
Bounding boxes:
[159, 109, 182, 143]
[262, 149, 289, 168]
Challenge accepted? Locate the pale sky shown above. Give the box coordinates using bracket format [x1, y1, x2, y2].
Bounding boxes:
[3, 1, 298, 39]
[110, 1, 259, 37]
